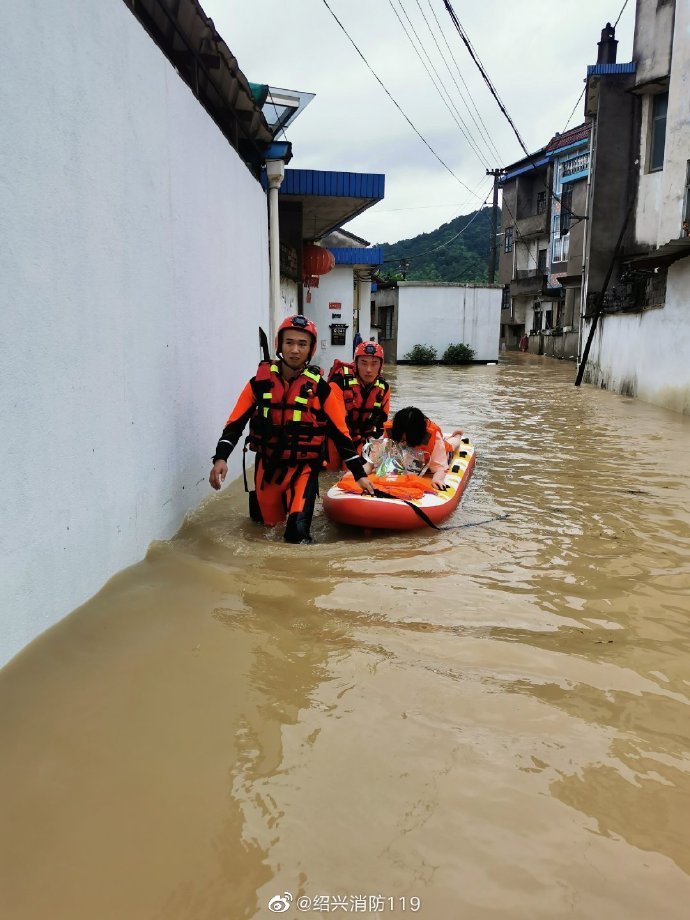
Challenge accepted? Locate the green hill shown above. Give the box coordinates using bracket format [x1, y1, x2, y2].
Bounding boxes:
[377, 206, 496, 283]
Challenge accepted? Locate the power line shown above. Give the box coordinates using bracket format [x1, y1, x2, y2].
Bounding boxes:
[388, 0, 491, 169]
[561, 86, 586, 134]
[320, 0, 482, 199]
[614, 0, 631, 28]
[424, 0, 504, 165]
[442, 0, 531, 158]
[385, 180, 493, 262]
[500, 193, 540, 270]
[426, 186, 493, 253]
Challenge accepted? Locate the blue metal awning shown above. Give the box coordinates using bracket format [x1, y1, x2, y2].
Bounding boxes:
[587, 62, 636, 76]
[280, 170, 384, 199]
[500, 157, 549, 184]
[328, 246, 384, 266]
[262, 168, 385, 240]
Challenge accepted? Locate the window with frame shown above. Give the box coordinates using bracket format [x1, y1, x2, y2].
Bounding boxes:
[536, 191, 546, 215]
[504, 227, 513, 253]
[537, 249, 547, 274]
[649, 92, 668, 172]
[501, 284, 511, 311]
[552, 214, 569, 263]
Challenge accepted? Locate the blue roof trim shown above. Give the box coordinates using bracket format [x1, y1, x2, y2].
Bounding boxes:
[500, 156, 550, 183]
[587, 62, 636, 75]
[277, 169, 385, 199]
[549, 138, 589, 159]
[328, 247, 384, 266]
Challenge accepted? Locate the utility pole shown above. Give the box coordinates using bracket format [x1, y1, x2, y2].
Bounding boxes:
[486, 168, 502, 284]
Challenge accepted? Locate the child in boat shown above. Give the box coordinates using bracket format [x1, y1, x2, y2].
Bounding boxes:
[363, 406, 464, 490]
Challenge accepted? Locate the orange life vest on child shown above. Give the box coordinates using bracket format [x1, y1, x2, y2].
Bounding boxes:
[248, 361, 327, 464]
[328, 360, 389, 449]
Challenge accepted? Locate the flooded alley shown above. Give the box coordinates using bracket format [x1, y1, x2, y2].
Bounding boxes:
[2, 356, 690, 920]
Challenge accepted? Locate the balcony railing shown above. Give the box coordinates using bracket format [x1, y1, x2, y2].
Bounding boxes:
[586, 270, 667, 315]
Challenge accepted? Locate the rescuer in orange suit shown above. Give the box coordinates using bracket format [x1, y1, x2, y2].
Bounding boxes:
[209, 315, 374, 543]
[324, 340, 391, 470]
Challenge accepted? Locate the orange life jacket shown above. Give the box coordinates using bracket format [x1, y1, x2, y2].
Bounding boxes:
[328, 360, 389, 448]
[248, 361, 327, 464]
[337, 472, 437, 501]
[382, 417, 451, 462]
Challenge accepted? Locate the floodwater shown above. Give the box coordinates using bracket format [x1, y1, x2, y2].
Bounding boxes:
[2, 356, 690, 920]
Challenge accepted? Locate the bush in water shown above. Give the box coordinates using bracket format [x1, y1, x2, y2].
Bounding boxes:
[443, 343, 475, 364]
[404, 344, 437, 364]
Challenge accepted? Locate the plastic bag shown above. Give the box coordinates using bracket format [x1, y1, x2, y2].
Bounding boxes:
[363, 437, 429, 477]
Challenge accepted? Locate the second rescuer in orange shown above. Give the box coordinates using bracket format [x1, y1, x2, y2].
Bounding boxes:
[209, 315, 374, 543]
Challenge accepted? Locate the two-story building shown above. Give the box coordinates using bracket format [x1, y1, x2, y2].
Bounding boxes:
[499, 122, 591, 359]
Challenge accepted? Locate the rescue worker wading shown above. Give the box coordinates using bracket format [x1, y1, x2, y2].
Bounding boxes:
[325, 340, 390, 470]
[209, 315, 375, 543]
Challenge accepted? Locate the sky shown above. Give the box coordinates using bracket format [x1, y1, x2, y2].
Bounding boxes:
[201, 0, 635, 244]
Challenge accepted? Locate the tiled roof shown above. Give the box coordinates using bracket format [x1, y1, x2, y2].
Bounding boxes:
[544, 123, 591, 153]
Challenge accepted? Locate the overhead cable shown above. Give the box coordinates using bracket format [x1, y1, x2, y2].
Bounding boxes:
[424, 0, 504, 164]
[386, 180, 493, 263]
[320, 0, 482, 199]
[389, 0, 491, 169]
[614, 0, 631, 27]
[442, 0, 531, 159]
[561, 86, 586, 134]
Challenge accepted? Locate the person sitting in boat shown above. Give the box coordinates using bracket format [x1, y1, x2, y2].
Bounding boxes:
[364, 406, 463, 491]
[208, 315, 374, 543]
[323, 340, 390, 470]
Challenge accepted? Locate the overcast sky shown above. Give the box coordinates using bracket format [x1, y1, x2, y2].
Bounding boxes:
[201, 0, 635, 244]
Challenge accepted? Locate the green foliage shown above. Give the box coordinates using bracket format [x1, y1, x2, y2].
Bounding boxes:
[403, 344, 437, 364]
[378, 206, 496, 283]
[443, 343, 475, 364]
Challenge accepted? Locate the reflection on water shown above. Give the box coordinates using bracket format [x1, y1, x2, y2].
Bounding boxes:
[2, 356, 690, 919]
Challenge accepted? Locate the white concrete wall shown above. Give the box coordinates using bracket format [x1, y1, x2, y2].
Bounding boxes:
[305, 265, 355, 372]
[0, 0, 269, 666]
[636, 94, 667, 245]
[587, 0, 690, 415]
[583, 259, 690, 413]
[280, 278, 300, 318]
[634, 0, 675, 85]
[396, 284, 501, 362]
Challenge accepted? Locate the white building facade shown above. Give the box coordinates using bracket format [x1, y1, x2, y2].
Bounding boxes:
[582, 0, 690, 413]
[0, 0, 271, 665]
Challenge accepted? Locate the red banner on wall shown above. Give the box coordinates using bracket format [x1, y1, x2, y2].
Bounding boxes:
[328, 302, 341, 311]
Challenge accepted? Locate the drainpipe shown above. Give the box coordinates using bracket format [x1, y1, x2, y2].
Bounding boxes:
[357, 274, 371, 338]
[265, 158, 285, 347]
[577, 120, 597, 368]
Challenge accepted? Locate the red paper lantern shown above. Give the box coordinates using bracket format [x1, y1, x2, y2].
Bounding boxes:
[302, 244, 335, 300]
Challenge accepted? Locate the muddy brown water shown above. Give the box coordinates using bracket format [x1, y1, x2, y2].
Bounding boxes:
[2, 356, 690, 920]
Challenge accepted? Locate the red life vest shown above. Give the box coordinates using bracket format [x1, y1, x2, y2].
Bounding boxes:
[382, 417, 450, 464]
[328, 360, 389, 449]
[248, 361, 327, 465]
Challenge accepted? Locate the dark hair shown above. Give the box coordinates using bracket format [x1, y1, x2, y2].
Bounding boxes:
[391, 406, 427, 447]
